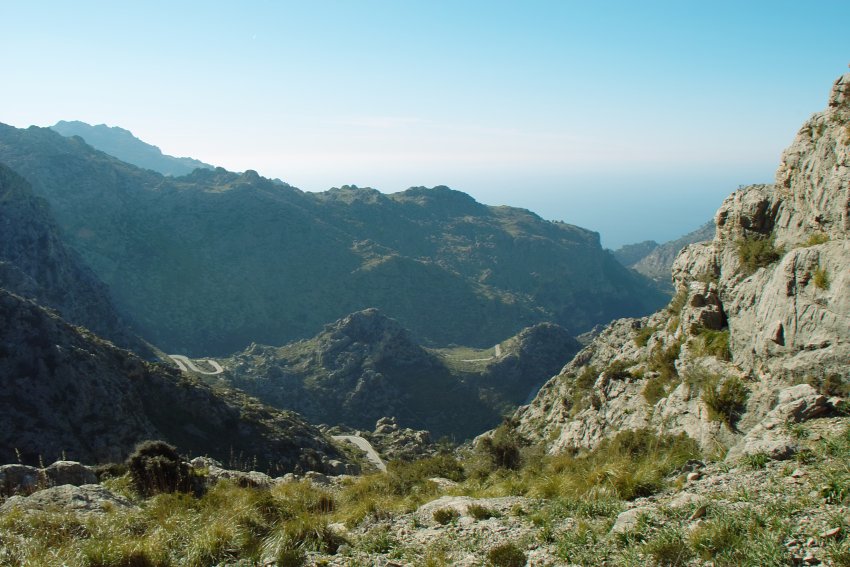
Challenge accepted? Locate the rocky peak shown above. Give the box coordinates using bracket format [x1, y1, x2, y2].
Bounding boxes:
[512, 73, 850, 462]
[773, 73, 850, 245]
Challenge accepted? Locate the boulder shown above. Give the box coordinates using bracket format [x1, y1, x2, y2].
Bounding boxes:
[0, 484, 135, 514]
[206, 466, 273, 489]
[42, 461, 97, 487]
[0, 464, 40, 496]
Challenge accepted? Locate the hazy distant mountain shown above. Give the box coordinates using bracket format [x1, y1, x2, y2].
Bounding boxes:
[613, 221, 715, 292]
[611, 239, 659, 267]
[51, 120, 214, 176]
[0, 123, 667, 355]
[214, 309, 579, 440]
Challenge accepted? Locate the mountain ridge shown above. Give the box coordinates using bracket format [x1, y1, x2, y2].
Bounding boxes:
[0, 125, 667, 354]
[51, 120, 214, 177]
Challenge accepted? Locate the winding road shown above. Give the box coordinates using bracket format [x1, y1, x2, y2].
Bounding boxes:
[168, 355, 225, 375]
[332, 435, 387, 472]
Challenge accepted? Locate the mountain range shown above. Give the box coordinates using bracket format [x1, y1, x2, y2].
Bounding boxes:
[0, 125, 667, 356]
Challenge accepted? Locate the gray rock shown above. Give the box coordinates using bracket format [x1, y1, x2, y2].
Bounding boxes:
[42, 461, 97, 487]
[0, 484, 135, 514]
[611, 506, 654, 534]
[0, 464, 41, 496]
[207, 466, 274, 489]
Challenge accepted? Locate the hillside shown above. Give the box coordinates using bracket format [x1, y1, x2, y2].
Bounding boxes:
[614, 221, 715, 292]
[51, 120, 214, 177]
[0, 164, 146, 353]
[0, 127, 667, 355]
[511, 73, 850, 460]
[0, 289, 345, 473]
[208, 309, 579, 440]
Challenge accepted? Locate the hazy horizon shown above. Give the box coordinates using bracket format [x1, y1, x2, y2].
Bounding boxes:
[2, 1, 848, 247]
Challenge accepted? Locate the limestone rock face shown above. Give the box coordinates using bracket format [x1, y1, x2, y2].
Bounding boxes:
[512, 74, 850, 460]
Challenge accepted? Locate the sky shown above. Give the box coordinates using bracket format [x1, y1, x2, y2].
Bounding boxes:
[2, 1, 849, 247]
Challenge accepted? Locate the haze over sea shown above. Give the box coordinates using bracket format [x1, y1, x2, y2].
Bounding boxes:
[2, 1, 848, 247]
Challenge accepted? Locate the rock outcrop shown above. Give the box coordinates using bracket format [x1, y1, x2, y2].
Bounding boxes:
[512, 74, 850, 461]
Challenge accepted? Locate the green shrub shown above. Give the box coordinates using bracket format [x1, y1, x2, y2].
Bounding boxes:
[804, 233, 830, 247]
[604, 359, 635, 380]
[736, 234, 782, 274]
[467, 503, 497, 520]
[667, 289, 688, 316]
[813, 266, 830, 290]
[432, 507, 459, 525]
[742, 452, 769, 469]
[648, 339, 682, 381]
[643, 374, 673, 405]
[702, 376, 748, 427]
[487, 542, 527, 567]
[694, 328, 731, 361]
[127, 440, 193, 497]
[634, 325, 656, 347]
[642, 527, 694, 566]
[476, 422, 526, 472]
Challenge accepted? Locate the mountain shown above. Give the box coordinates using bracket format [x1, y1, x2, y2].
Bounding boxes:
[0, 127, 667, 355]
[207, 309, 579, 440]
[51, 120, 214, 177]
[613, 221, 715, 292]
[510, 73, 850, 460]
[611, 239, 659, 266]
[0, 164, 146, 353]
[0, 289, 344, 473]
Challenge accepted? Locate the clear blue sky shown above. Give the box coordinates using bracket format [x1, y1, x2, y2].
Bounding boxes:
[2, 1, 848, 247]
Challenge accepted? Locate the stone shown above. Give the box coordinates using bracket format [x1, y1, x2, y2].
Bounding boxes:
[0, 464, 40, 496]
[189, 456, 222, 469]
[0, 484, 135, 514]
[821, 527, 842, 539]
[611, 506, 654, 534]
[207, 466, 273, 489]
[42, 461, 97, 487]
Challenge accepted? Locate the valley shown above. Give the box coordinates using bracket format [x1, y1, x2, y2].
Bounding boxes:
[0, 69, 848, 566]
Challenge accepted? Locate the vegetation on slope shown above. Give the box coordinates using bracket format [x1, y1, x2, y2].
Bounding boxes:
[3, 421, 848, 566]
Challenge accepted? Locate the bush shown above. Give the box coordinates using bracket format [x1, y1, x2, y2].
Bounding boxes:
[667, 289, 688, 316]
[643, 374, 672, 405]
[643, 527, 694, 566]
[487, 542, 527, 567]
[432, 507, 459, 525]
[127, 440, 193, 497]
[477, 422, 525, 472]
[804, 233, 830, 247]
[693, 328, 731, 361]
[468, 503, 497, 520]
[634, 325, 656, 347]
[813, 266, 830, 290]
[648, 339, 682, 381]
[736, 234, 782, 274]
[702, 376, 748, 427]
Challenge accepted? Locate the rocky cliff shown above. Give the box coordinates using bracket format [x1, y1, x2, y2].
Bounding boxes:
[0, 125, 666, 354]
[0, 289, 344, 473]
[213, 309, 579, 440]
[512, 73, 850, 461]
